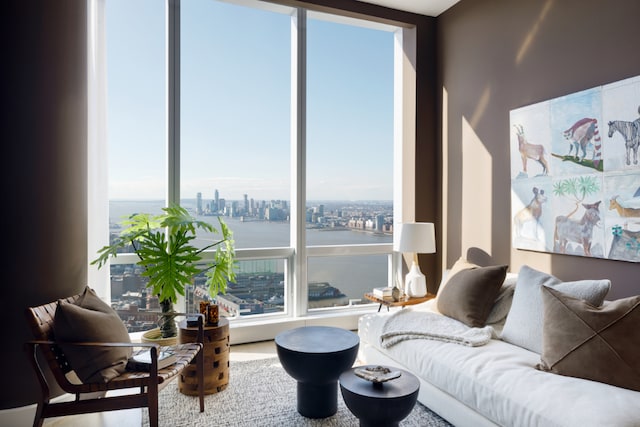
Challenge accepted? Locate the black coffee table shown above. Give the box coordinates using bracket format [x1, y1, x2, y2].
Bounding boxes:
[275, 326, 359, 418]
[340, 365, 420, 426]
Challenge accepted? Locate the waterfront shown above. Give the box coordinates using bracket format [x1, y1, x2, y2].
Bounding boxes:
[109, 199, 393, 318]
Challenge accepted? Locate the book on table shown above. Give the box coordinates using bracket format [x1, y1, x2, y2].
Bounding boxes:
[372, 287, 393, 299]
[127, 349, 177, 371]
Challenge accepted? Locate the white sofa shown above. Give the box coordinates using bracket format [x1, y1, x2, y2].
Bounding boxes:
[357, 266, 640, 427]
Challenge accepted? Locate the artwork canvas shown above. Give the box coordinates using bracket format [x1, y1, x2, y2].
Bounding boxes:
[510, 75, 640, 262]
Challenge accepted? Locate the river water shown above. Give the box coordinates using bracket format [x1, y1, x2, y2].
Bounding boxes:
[109, 200, 393, 303]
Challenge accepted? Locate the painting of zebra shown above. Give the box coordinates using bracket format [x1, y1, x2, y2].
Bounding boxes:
[607, 119, 640, 166]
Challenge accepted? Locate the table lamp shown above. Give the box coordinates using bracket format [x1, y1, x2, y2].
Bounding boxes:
[394, 222, 436, 297]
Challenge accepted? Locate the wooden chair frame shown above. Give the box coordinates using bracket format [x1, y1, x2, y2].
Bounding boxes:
[24, 293, 205, 427]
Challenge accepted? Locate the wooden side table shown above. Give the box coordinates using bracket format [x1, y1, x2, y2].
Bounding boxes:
[178, 317, 229, 395]
[364, 292, 435, 312]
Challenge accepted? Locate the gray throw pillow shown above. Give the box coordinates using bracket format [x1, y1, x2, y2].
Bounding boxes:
[486, 273, 517, 325]
[501, 265, 610, 354]
[436, 264, 508, 327]
[53, 286, 132, 383]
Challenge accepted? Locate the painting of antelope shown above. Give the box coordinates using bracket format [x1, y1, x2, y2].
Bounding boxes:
[510, 74, 640, 262]
[512, 181, 552, 252]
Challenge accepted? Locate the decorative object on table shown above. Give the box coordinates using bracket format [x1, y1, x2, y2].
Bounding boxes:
[391, 271, 404, 302]
[354, 365, 401, 384]
[92, 204, 237, 339]
[394, 222, 436, 297]
[207, 303, 219, 326]
[200, 301, 209, 317]
[373, 286, 393, 299]
[186, 316, 200, 327]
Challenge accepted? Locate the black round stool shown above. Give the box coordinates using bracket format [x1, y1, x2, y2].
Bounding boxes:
[275, 326, 359, 418]
[340, 365, 420, 426]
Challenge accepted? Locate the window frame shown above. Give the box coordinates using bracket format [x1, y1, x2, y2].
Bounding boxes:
[89, 0, 417, 341]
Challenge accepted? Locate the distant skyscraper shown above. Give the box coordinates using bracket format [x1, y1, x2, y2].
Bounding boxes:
[243, 194, 249, 215]
[196, 192, 203, 215]
[214, 189, 219, 213]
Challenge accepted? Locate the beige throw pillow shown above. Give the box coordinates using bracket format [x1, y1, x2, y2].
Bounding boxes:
[536, 287, 640, 392]
[53, 286, 132, 383]
[436, 264, 508, 327]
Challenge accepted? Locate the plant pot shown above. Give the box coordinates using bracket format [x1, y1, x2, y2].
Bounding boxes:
[141, 327, 178, 346]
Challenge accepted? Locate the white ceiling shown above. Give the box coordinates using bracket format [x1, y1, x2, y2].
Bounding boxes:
[356, 0, 461, 17]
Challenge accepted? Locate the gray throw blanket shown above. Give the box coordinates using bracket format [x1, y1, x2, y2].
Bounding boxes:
[380, 309, 495, 348]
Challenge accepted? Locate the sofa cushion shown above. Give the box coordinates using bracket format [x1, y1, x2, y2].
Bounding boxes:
[53, 286, 132, 383]
[536, 286, 640, 391]
[501, 265, 610, 354]
[437, 264, 508, 327]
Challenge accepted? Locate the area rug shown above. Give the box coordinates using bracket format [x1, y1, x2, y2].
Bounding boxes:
[143, 357, 453, 427]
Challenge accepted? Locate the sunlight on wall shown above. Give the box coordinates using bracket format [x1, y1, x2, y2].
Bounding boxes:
[461, 117, 492, 254]
[393, 27, 416, 226]
[516, 0, 554, 66]
[470, 85, 491, 128]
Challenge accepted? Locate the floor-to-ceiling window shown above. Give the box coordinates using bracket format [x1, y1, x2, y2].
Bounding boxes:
[306, 11, 394, 312]
[98, 0, 406, 335]
[103, 0, 168, 329]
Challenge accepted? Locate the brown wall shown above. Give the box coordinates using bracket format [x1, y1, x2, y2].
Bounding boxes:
[437, 0, 640, 299]
[3, 0, 88, 409]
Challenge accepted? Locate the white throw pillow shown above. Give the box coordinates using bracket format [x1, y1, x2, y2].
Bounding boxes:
[501, 265, 611, 354]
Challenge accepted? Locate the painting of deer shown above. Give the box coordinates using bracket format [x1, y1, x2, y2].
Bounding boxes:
[554, 201, 601, 257]
[609, 195, 640, 217]
[514, 124, 549, 176]
[514, 187, 547, 240]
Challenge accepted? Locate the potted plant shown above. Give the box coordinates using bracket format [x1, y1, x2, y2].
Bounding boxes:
[92, 204, 237, 339]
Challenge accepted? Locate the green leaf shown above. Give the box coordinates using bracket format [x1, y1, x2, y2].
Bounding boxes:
[91, 203, 237, 305]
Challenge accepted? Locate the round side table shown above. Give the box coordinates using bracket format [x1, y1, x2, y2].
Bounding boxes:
[275, 326, 359, 419]
[178, 318, 229, 395]
[340, 365, 420, 427]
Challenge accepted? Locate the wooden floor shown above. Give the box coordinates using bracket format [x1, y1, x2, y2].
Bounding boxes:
[44, 340, 277, 427]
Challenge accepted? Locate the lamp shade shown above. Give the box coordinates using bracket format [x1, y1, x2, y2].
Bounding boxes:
[394, 222, 436, 254]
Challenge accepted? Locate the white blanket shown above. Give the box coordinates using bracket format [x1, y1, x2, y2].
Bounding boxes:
[380, 309, 495, 348]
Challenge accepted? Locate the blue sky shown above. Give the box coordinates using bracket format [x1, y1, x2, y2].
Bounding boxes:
[106, 0, 394, 202]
